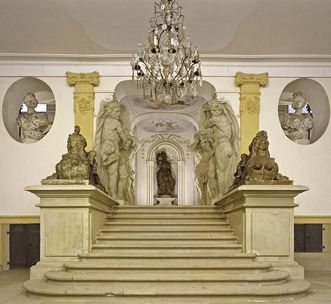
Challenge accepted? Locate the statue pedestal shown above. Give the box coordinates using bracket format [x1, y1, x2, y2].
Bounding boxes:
[214, 184, 308, 279]
[25, 184, 119, 279]
[155, 197, 176, 206]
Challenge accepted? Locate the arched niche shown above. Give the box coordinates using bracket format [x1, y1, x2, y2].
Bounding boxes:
[2, 77, 56, 143]
[146, 140, 186, 206]
[278, 79, 330, 144]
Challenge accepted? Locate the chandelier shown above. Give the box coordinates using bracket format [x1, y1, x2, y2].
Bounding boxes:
[131, 0, 202, 105]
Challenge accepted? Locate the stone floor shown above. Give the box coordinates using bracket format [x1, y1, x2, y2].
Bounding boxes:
[0, 270, 330, 304]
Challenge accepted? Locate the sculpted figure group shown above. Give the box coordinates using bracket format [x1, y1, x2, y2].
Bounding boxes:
[191, 96, 240, 204]
[95, 96, 138, 204]
[230, 130, 291, 190]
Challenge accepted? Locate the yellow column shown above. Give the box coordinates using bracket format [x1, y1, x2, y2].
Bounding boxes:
[235, 72, 269, 154]
[66, 71, 100, 151]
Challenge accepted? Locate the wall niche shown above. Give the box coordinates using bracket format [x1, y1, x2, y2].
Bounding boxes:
[278, 79, 330, 145]
[2, 77, 56, 143]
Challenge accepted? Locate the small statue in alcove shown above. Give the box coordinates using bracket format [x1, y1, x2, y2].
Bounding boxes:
[282, 92, 313, 144]
[156, 151, 176, 196]
[16, 93, 51, 143]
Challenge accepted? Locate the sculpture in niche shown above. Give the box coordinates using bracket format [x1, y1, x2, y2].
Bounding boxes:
[192, 96, 239, 202]
[230, 130, 292, 190]
[16, 93, 51, 143]
[43, 126, 105, 191]
[282, 92, 313, 145]
[190, 131, 217, 205]
[156, 151, 176, 197]
[95, 95, 139, 203]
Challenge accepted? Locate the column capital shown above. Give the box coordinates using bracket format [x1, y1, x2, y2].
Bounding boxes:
[66, 71, 100, 87]
[235, 72, 269, 87]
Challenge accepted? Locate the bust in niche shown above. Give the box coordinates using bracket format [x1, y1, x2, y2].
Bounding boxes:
[16, 93, 51, 143]
[282, 92, 313, 145]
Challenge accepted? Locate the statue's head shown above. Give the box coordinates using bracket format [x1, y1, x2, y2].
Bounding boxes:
[24, 93, 38, 110]
[291, 92, 306, 111]
[74, 125, 81, 134]
[103, 96, 121, 119]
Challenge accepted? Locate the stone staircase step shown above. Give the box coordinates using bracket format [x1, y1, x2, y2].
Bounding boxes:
[92, 242, 242, 249]
[103, 222, 230, 227]
[99, 231, 234, 238]
[107, 214, 227, 219]
[45, 269, 289, 284]
[113, 206, 218, 212]
[79, 252, 256, 260]
[24, 279, 310, 298]
[95, 237, 238, 246]
[100, 227, 234, 232]
[106, 218, 228, 224]
[63, 261, 271, 272]
[90, 247, 242, 254]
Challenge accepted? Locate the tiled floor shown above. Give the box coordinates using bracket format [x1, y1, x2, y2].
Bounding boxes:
[0, 270, 330, 304]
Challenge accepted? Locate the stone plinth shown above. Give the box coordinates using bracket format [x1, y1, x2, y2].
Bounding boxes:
[25, 184, 118, 279]
[155, 197, 176, 205]
[214, 184, 308, 279]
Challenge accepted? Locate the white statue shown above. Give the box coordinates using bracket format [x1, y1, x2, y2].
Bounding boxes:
[95, 95, 138, 204]
[190, 132, 217, 205]
[118, 134, 139, 205]
[192, 96, 239, 203]
[16, 93, 51, 143]
[282, 92, 313, 145]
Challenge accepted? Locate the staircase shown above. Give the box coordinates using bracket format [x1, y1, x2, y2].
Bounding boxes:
[24, 206, 310, 303]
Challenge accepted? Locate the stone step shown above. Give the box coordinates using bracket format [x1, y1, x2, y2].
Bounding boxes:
[108, 214, 227, 219]
[63, 261, 272, 273]
[92, 243, 242, 250]
[24, 279, 310, 300]
[95, 237, 238, 246]
[100, 226, 234, 232]
[103, 222, 230, 228]
[114, 206, 218, 211]
[72, 257, 264, 273]
[99, 230, 235, 237]
[45, 269, 289, 285]
[106, 218, 228, 224]
[78, 252, 257, 261]
[90, 247, 242, 254]
[111, 209, 222, 214]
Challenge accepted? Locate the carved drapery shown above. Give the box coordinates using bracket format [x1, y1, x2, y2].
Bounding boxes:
[66, 71, 100, 151]
[235, 72, 269, 154]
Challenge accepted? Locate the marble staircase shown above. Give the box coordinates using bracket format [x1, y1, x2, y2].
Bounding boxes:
[24, 206, 310, 303]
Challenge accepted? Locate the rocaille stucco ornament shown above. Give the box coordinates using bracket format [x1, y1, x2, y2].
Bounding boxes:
[42, 126, 105, 191]
[230, 130, 292, 190]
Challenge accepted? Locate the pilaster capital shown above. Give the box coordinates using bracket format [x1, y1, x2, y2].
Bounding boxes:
[235, 72, 269, 87]
[66, 71, 100, 87]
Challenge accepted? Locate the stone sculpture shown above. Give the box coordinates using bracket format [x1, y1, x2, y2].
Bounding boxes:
[43, 126, 104, 191]
[156, 151, 176, 197]
[190, 132, 217, 204]
[282, 92, 313, 144]
[95, 95, 139, 203]
[191, 96, 239, 203]
[16, 93, 51, 143]
[230, 130, 292, 190]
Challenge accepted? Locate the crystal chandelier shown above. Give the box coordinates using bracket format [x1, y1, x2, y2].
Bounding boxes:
[131, 0, 202, 105]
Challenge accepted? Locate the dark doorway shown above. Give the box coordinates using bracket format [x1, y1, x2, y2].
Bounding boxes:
[9, 224, 40, 269]
[294, 224, 323, 252]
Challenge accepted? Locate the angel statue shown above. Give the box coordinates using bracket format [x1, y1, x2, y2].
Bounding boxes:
[192, 95, 240, 202]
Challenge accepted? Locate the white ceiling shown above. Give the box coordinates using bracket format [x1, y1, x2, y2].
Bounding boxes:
[0, 0, 331, 58]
